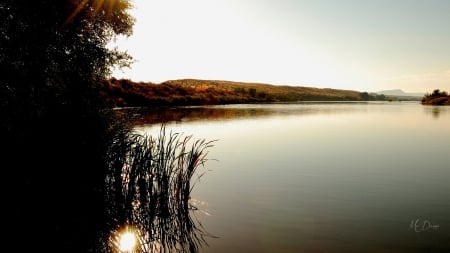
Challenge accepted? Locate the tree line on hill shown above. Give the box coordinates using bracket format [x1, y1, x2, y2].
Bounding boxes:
[99, 78, 389, 107]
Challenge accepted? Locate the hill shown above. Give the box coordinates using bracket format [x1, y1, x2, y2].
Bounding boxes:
[98, 78, 388, 107]
[376, 89, 424, 97]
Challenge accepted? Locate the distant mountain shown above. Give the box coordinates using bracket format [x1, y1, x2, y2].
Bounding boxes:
[376, 89, 424, 97]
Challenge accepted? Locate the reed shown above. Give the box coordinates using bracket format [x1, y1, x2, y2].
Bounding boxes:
[104, 124, 216, 252]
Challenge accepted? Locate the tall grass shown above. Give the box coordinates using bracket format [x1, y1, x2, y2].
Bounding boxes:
[104, 125, 216, 252]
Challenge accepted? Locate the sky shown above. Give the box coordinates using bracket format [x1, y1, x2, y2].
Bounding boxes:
[110, 0, 450, 93]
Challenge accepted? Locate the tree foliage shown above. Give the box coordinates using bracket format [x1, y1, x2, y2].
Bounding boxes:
[421, 89, 450, 105]
[1, 1, 134, 252]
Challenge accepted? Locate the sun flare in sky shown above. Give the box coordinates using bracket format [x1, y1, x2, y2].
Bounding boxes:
[65, 0, 117, 25]
[111, 0, 450, 93]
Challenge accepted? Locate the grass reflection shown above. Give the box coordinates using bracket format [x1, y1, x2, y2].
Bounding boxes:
[105, 125, 216, 252]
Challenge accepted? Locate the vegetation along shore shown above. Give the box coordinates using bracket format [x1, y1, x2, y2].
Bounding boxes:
[421, 89, 450, 105]
[99, 78, 396, 107]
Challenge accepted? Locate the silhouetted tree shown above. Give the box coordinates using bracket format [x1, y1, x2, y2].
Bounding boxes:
[360, 92, 370, 100]
[248, 87, 257, 97]
[0, 1, 134, 252]
[422, 89, 450, 105]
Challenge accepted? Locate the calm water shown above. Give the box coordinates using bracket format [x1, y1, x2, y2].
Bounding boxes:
[129, 102, 450, 253]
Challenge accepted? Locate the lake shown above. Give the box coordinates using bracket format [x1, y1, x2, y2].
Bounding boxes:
[127, 101, 450, 253]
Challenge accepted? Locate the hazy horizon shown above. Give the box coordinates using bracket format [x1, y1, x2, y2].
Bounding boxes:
[110, 0, 450, 94]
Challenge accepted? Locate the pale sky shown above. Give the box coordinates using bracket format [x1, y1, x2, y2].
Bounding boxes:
[110, 0, 450, 93]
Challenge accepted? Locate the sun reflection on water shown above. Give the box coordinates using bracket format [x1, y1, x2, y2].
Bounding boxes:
[118, 231, 136, 252]
[110, 225, 142, 253]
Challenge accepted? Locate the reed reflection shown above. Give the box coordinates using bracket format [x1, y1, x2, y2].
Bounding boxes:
[105, 126, 216, 252]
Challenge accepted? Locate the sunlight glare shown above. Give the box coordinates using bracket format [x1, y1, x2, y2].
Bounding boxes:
[118, 231, 137, 252]
[64, 0, 117, 26]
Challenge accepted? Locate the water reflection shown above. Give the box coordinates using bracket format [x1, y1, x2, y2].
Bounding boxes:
[104, 127, 216, 252]
[115, 102, 370, 126]
[422, 105, 450, 119]
[107, 205, 209, 253]
[127, 101, 450, 253]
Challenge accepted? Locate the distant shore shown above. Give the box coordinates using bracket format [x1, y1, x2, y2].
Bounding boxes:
[99, 78, 406, 107]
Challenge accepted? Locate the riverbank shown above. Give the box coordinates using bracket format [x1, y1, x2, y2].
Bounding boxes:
[99, 78, 390, 107]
